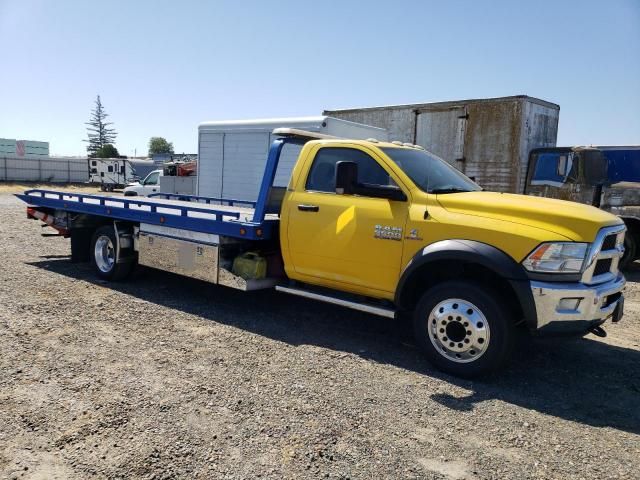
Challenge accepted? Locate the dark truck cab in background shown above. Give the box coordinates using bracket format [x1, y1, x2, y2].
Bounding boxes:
[526, 146, 640, 268]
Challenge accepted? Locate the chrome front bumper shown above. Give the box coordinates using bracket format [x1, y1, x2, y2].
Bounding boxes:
[530, 274, 625, 332]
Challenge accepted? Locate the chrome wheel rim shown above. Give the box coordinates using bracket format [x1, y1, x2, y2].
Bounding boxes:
[428, 298, 490, 363]
[94, 235, 115, 273]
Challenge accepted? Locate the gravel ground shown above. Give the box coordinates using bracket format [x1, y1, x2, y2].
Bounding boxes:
[1, 189, 639, 479]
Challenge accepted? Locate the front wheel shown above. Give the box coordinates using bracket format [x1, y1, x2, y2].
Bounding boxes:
[90, 225, 135, 281]
[413, 280, 515, 378]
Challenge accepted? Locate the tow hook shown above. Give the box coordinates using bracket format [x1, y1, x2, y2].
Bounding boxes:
[589, 325, 607, 338]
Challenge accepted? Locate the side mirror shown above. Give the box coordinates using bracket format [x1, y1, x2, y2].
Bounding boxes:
[582, 150, 609, 186]
[335, 161, 357, 194]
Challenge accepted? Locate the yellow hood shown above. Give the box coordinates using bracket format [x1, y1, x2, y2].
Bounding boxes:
[436, 191, 623, 242]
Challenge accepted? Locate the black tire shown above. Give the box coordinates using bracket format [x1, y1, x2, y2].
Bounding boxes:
[99, 185, 106, 192]
[413, 280, 515, 378]
[620, 232, 637, 269]
[90, 225, 135, 281]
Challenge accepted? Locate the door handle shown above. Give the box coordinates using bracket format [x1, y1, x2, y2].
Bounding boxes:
[298, 204, 319, 212]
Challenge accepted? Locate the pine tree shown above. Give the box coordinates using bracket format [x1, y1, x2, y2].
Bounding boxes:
[85, 95, 117, 157]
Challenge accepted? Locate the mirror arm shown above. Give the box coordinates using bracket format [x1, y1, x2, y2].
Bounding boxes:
[354, 183, 407, 201]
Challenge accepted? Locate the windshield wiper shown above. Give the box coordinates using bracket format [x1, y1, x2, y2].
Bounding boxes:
[430, 187, 472, 194]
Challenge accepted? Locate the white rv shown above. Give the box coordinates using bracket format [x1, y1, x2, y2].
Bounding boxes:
[88, 158, 157, 191]
[197, 116, 388, 201]
[88, 158, 135, 191]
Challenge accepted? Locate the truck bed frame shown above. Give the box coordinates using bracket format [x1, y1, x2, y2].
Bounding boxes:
[16, 189, 277, 240]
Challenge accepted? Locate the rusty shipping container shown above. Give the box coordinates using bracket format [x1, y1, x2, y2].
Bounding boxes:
[325, 95, 559, 193]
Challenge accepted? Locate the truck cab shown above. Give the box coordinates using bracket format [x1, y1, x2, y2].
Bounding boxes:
[525, 146, 640, 267]
[278, 136, 625, 376]
[123, 169, 163, 196]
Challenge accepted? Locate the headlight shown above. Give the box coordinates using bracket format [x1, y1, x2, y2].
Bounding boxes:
[522, 242, 588, 273]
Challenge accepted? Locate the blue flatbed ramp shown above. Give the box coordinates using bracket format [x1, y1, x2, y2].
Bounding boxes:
[16, 189, 278, 240]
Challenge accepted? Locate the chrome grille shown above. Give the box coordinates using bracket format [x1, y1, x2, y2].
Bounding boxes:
[593, 258, 612, 276]
[581, 225, 626, 285]
[601, 234, 617, 251]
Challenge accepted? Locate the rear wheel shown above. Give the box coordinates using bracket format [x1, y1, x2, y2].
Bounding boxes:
[90, 225, 135, 281]
[413, 280, 515, 378]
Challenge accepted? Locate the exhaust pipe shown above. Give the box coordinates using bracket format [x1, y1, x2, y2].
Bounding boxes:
[589, 325, 607, 338]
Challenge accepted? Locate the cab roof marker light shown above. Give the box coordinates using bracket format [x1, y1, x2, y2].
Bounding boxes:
[366, 138, 379, 143]
[402, 142, 413, 147]
[391, 141, 403, 146]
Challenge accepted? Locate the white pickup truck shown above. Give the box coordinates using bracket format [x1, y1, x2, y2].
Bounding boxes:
[123, 170, 163, 196]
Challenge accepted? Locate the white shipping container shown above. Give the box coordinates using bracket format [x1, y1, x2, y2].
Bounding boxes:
[197, 116, 388, 201]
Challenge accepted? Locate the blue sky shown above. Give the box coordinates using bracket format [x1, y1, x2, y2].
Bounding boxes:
[0, 0, 638, 156]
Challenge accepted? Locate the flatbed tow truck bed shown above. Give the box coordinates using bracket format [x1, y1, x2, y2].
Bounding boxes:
[16, 190, 279, 240]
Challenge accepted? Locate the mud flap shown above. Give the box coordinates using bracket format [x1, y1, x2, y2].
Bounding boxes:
[612, 297, 624, 323]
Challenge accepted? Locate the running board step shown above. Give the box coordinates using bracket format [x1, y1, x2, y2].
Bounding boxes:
[276, 285, 395, 319]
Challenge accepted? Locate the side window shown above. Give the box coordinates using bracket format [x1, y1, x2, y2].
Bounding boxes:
[531, 152, 574, 186]
[306, 147, 394, 193]
[145, 172, 159, 185]
[107, 165, 114, 173]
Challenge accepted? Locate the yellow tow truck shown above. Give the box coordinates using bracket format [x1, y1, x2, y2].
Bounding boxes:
[18, 129, 626, 377]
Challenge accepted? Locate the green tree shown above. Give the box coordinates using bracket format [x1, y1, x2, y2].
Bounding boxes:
[85, 95, 117, 157]
[95, 144, 120, 158]
[148, 137, 174, 156]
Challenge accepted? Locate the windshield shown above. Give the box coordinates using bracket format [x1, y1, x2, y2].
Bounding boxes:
[381, 148, 482, 193]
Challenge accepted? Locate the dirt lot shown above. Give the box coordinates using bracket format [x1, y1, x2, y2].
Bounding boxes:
[1, 187, 639, 479]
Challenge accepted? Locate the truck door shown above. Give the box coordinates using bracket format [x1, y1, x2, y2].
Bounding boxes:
[142, 171, 161, 195]
[286, 145, 409, 295]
